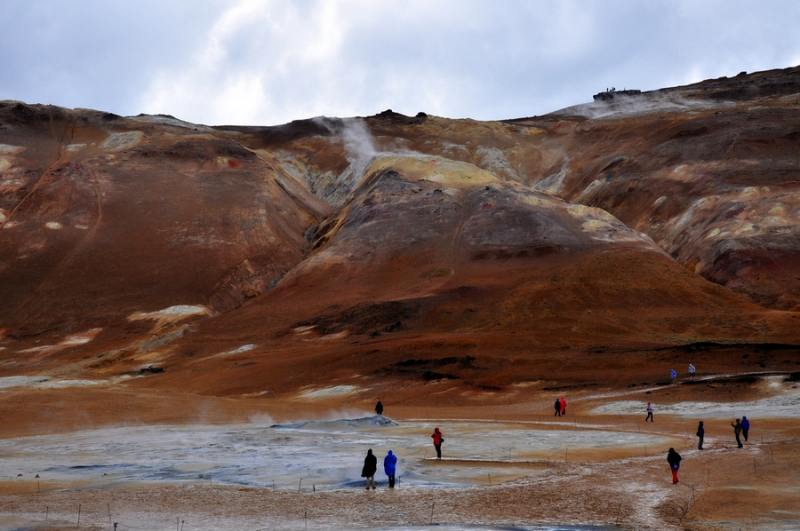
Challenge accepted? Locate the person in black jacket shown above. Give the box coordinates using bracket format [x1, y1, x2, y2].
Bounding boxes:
[696, 421, 705, 450]
[361, 449, 377, 490]
[375, 401, 384, 416]
[667, 448, 682, 484]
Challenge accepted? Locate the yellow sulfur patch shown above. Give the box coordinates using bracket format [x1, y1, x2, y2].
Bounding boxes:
[101, 131, 144, 152]
[365, 154, 498, 187]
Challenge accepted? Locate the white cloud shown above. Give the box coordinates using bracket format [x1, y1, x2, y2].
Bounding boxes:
[4, 0, 800, 125]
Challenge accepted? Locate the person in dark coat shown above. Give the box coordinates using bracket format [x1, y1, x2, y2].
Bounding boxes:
[383, 450, 397, 488]
[431, 427, 444, 459]
[731, 419, 743, 448]
[361, 449, 377, 490]
[667, 447, 682, 484]
[554, 397, 562, 417]
[741, 416, 750, 441]
[375, 401, 384, 416]
[696, 421, 705, 450]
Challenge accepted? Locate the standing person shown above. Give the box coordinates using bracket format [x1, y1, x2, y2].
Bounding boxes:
[741, 416, 750, 441]
[731, 419, 743, 448]
[383, 450, 397, 488]
[696, 421, 705, 450]
[645, 402, 654, 422]
[554, 398, 562, 417]
[361, 449, 377, 490]
[431, 427, 444, 459]
[560, 397, 567, 416]
[667, 447, 682, 484]
[670, 368, 677, 383]
[375, 401, 384, 416]
[688, 364, 696, 380]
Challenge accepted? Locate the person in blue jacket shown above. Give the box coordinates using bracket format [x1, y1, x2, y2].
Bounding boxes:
[384, 450, 398, 488]
[741, 416, 750, 441]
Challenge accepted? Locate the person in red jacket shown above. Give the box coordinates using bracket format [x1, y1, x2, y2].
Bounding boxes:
[560, 397, 567, 416]
[431, 427, 444, 459]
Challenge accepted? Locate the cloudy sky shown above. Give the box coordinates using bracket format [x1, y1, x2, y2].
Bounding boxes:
[2, 0, 799, 126]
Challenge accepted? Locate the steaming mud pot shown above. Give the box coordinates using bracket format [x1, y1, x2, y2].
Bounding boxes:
[0, 417, 674, 490]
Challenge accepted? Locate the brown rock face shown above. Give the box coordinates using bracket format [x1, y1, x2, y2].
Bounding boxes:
[1, 66, 799, 397]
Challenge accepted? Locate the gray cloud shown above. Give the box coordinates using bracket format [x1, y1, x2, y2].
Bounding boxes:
[1, 0, 799, 125]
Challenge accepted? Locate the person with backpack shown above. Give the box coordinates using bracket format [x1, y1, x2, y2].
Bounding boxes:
[361, 449, 377, 490]
[667, 448, 682, 484]
[431, 427, 444, 459]
[696, 421, 705, 450]
[384, 450, 397, 488]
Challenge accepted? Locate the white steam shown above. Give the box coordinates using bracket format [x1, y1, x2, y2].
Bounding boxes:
[553, 93, 737, 120]
[313, 116, 377, 183]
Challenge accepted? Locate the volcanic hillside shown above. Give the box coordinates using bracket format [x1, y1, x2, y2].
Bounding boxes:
[1, 66, 799, 402]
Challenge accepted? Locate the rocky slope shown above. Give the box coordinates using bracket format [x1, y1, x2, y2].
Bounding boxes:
[1, 66, 799, 398]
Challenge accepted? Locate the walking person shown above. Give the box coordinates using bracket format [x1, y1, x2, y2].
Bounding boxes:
[670, 368, 677, 383]
[667, 447, 682, 484]
[645, 402, 654, 422]
[741, 416, 750, 441]
[696, 421, 705, 450]
[384, 450, 397, 488]
[560, 397, 567, 416]
[731, 419, 743, 448]
[554, 397, 562, 417]
[688, 364, 696, 380]
[361, 449, 377, 490]
[431, 427, 444, 459]
[375, 401, 384, 416]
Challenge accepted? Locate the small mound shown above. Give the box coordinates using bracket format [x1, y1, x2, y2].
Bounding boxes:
[271, 415, 399, 430]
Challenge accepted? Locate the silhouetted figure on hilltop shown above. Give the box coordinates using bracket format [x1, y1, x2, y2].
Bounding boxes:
[375, 401, 383, 416]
